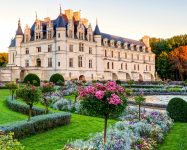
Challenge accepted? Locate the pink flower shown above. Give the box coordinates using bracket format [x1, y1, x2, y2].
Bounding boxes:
[95, 90, 105, 100]
[106, 81, 116, 87]
[85, 86, 95, 95]
[106, 81, 117, 92]
[78, 87, 88, 97]
[108, 94, 122, 105]
[116, 85, 124, 93]
[96, 83, 106, 91]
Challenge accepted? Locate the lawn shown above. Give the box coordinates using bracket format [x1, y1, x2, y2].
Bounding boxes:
[0, 89, 26, 124]
[64, 94, 75, 101]
[159, 122, 187, 150]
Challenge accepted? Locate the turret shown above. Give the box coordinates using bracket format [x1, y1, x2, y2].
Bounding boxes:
[93, 20, 102, 46]
[15, 19, 23, 47]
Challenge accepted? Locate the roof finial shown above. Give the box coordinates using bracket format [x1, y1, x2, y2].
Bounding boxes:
[96, 18, 98, 25]
[60, 4, 62, 14]
[18, 18, 21, 26]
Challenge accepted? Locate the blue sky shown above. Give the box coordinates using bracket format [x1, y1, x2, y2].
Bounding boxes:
[1, 0, 187, 52]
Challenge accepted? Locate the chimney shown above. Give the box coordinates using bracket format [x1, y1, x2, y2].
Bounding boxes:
[73, 11, 81, 21]
[142, 35, 151, 52]
[65, 9, 73, 20]
[81, 18, 89, 28]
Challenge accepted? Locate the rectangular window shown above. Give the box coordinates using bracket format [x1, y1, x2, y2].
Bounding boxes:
[78, 56, 83, 67]
[89, 47, 92, 54]
[79, 43, 84, 52]
[69, 58, 73, 68]
[69, 45, 73, 52]
[58, 46, 61, 51]
[48, 58, 52, 67]
[48, 45, 52, 52]
[58, 33, 60, 38]
[26, 48, 29, 54]
[125, 53, 127, 59]
[37, 47, 41, 53]
[105, 50, 107, 57]
[118, 52, 120, 59]
[89, 60, 92, 68]
[58, 62, 60, 67]
[111, 51, 113, 57]
[25, 60, 29, 67]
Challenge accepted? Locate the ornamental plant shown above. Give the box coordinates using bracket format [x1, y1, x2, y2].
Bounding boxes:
[79, 81, 127, 144]
[17, 85, 41, 121]
[6, 81, 18, 100]
[135, 93, 146, 121]
[41, 82, 55, 114]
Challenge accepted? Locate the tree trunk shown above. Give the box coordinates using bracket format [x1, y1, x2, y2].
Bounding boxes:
[139, 104, 141, 121]
[28, 105, 32, 121]
[104, 114, 108, 144]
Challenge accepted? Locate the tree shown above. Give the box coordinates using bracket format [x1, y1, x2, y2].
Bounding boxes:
[41, 82, 55, 114]
[0, 53, 8, 67]
[17, 85, 41, 121]
[6, 81, 18, 100]
[156, 52, 171, 80]
[134, 94, 146, 121]
[169, 46, 187, 80]
[79, 82, 127, 144]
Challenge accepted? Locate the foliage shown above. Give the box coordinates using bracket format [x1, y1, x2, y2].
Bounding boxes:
[16, 85, 42, 121]
[79, 81, 127, 143]
[23, 73, 40, 86]
[6, 81, 18, 100]
[167, 97, 187, 122]
[0, 53, 8, 67]
[169, 46, 187, 80]
[6, 96, 46, 116]
[0, 112, 71, 139]
[41, 82, 55, 113]
[0, 132, 24, 150]
[116, 80, 122, 85]
[49, 73, 64, 85]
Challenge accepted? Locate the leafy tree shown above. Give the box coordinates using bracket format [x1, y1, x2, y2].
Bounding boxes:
[6, 81, 18, 100]
[0, 53, 8, 67]
[17, 85, 41, 121]
[23, 73, 40, 86]
[169, 46, 187, 80]
[156, 52, 171, 80]
[134, 94, 146, 121]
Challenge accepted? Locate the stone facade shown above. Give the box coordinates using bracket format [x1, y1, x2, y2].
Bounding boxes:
[7, 8, 155, 81]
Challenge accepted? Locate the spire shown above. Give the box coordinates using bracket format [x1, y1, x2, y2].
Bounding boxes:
[35, 11, 38, 20]
[60, 4, 62, 14]
[16, 19, 23, 35]
[93, 18, 101, 35]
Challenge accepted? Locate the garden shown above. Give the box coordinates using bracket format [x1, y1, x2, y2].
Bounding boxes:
[0, 74, 187, 150]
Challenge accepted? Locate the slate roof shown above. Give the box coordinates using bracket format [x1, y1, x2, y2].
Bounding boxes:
[93, 24, 101, 35]
[16, 25, 23, 35]
[9, 38, 16, 47]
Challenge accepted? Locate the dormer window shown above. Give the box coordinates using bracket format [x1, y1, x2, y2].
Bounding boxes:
[88, 34, 92, 41]
[134, 45, 136, 51]
[69, 30, 73, 38]
[79, 32, 84, 40]
[103, 39, 108, 46]
[127, 44, 131, 50]
[48, 31, 53, 39]
[117, 41, 121, 48]
[110, 40, 114, 47]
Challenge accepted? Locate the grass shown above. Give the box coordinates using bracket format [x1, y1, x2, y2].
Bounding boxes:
[20, 114, 116, 150]
[64, 94, 75, 101]
[0, 89, 26, 125]
[159, 122, 187, 150]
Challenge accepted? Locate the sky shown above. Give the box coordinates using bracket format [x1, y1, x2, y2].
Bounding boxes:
[1, 0, 187, 52]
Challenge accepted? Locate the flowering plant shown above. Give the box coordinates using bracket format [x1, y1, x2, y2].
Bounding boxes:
[79, 81, 127, 143]
[6, 81, 18, 100]
[41, 82, 55, 113]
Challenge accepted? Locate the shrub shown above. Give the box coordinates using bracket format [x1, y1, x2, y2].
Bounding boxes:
[23, 73, 40, 86]
[0, 112, 71, 139]
[17, 85, 42, 121]
[167, 98, 187, 122]
[6, 97, 47, 116]
[116, 80, 122, 85]
[6, 81, 18, 100]
[0, 132, 24, 150]
[49, 73, 64, 85]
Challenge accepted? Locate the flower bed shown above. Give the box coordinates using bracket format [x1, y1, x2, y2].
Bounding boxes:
[64, 108, 173, 150]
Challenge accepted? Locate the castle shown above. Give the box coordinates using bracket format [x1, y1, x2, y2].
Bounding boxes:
[6, 8, 155, 81]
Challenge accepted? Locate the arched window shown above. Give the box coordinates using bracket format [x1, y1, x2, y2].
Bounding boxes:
[125, 63, 128, 70]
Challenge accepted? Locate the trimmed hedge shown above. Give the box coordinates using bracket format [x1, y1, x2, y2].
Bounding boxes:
[6, 97, 47, 116]
[167, 98, 187, 122]
[23, 73, 40, 86]
[0, 112, 71, 139]
[49, 73, 64, 85]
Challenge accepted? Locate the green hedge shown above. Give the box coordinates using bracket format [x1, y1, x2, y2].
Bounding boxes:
[0, 112, 71, 139]
[167, 98, 187, 122]
[49, 73, 64, 85]
[23, 73, 40, 86]
[6, 97, 47, 116]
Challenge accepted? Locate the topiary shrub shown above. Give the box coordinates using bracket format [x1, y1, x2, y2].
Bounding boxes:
[49, 73, 64, 85]
[23, 73, 40, 86]
[167, 98, 187, 122]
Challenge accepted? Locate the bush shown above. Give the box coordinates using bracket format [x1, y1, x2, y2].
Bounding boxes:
[0, 112, 71, 139]
[23, 74, 40, 86]
[49, 73, 64, 85]
[167, 98, 187, 122]
[6, 97, 47, 116]
[0, 132, 24, 150]
[116, 80, 122, 85]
